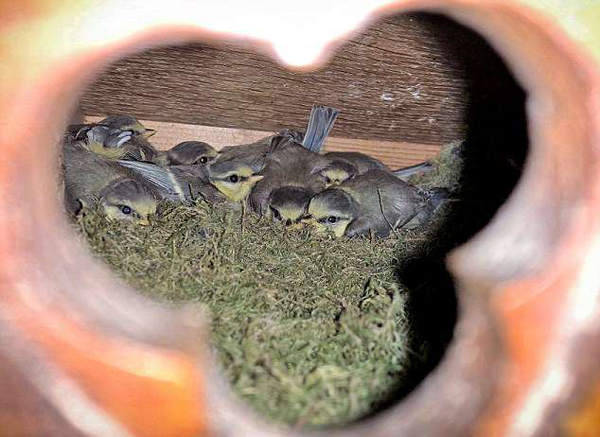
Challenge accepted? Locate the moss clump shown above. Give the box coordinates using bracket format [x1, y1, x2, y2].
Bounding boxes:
[74, 142, 465, 428]
[77, 204, 423, 427]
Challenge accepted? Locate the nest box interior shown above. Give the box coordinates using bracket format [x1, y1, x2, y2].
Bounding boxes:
[72, 12, 528, 427]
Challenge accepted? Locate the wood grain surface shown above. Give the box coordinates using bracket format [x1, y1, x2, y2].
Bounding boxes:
[80, 13, 520, 146]
[84, 116, 442, 169]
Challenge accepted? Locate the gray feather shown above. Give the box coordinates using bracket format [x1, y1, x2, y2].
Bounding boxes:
[302, 105, 339, 152]
[117, 161, 182, 200]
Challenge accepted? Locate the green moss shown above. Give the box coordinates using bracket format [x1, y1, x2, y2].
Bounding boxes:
[74, 142, 465, 428]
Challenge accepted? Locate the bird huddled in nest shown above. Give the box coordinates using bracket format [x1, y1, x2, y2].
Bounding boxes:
[155, 141, 218, 166]
[304, 170, 448, 238]
[117, 159, 263, 208]
[63, 106, 445, 236]
[67, 115, 159, 162]
[61, 134, 157, 225]
[246, 106, 340, 226]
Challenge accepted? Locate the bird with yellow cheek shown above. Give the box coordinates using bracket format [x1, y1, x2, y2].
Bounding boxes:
[67, 115, 160, 162]
[319, 161, 358, 187]
[304, 170, 447, 238]
[118, 160, 262, 207]
[324, 151, 390, 173]
[267, 186, 313, 229]
[62, 138, 158, 226]
[207, 161, 264, 204]
[97, 115, 159, 162]
[320, 152, 434, 186]
[156, 141, 218, 166]
[304, 189, 358, 238]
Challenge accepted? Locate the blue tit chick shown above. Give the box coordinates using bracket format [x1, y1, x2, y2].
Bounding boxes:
[248, 106, 340, 216]
[157, 141, 218, 166]
[62, 139, 157, 225]
[98, 115, 159, 162]
[216, 105, 337, 172]
[82, 126, 134, 160]
[320, 151, 389, 188]
[267, 186, 313, 228]
[320, 153, 434, 187]
[216, 130, 302, 173]
[319, 160, 357, 188]
[118, 160, 263, 207]
[304, 169, 447, 238]
[207, 161, 264, 204]
[248, 135, 333, 216]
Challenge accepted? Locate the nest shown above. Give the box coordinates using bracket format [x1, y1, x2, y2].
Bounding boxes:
[74, 141, 466, 428]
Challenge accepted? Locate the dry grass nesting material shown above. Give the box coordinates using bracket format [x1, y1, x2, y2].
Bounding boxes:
[75, 142, 463, 428]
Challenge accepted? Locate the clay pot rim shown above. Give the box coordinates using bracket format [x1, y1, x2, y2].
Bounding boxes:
[2, 1, 599, 436]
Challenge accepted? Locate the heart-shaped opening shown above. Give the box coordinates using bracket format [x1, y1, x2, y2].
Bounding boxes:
[2, 2, 597, 436]
[65, 11, 527, 429]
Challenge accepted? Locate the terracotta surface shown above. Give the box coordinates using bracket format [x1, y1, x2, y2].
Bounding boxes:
[0, 1, 599, 436]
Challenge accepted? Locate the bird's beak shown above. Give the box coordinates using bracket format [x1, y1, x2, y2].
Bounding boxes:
[143, 128, 157, 138]
[300, 217, 316, 226]
[138, 217, 151, 226]
[250, 175, 264, 183]
[288, 222, 305, 230]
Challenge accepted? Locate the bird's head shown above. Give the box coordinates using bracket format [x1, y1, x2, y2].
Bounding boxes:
[170, 141, 218, 165]
[303, 189, 358, 238]
[320, 161, 357, 187]
[100, 115, 155, 138]
[208, 161, 263, 202]
[100, 179, 157, 226]
[268, 186, 313, 229]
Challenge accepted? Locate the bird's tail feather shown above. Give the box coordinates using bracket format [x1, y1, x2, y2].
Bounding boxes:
[302, 105, 339, 152]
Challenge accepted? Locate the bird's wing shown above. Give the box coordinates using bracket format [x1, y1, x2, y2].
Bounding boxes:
[347, 172, 423, 232]
[117, 161, 185, 202]
[302, 105, 339, 152]
[384, 183, 427, 230]
[218, 140, 271, 172]
[345, 216, 391, 239]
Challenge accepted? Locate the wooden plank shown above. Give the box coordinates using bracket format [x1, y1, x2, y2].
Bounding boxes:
[84, 116, 441, 169]
[80, 13, 522, 145]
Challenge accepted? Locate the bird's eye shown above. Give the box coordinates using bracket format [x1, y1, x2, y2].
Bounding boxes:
[120, 205, 132, 215]
[229, 174, 239, 183]
[327, 216, 338, 224]
[325, 177, 331, 184]
[199, 156, 208, 164]
[271, 208, 281, 220]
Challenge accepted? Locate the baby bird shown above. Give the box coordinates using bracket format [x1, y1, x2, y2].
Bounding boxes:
[98, 115, 159, 162]
[248, 135, 333, 217]
[118, 160, 262, 207]
[216, 130, 301, 173]
[249, 106, 340, 220]
[207, 161, 264, 204]
[267, 186, 313, 228]
[320, 153, 434, 187]
[216, 105, 337, 172]
[320, 151, 390, 188]
[157, 141, 218, 166]
[319, 160, 357, 188]
[82, 126, 133, 160]
[304, 169, 447, 238]
[62, 139, 157, 225]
